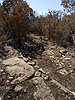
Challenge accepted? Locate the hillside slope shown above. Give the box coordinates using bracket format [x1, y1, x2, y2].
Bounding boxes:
[0, 34, 75, 100]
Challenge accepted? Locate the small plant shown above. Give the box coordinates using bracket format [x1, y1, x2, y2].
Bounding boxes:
[0, 35, 7, 45]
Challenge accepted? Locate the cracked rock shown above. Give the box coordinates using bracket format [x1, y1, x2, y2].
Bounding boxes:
[32, 77, 55, 100]
[14, 85, 23, 92]
[2, 57, 35, 79]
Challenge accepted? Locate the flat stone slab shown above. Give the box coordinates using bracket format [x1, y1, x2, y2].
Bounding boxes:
[2, 57, 35, 79]
[2, 57, 26, 66]
[32, 77, 55, 100]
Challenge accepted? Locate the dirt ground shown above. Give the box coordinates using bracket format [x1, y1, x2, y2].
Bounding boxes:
[0, 34, 75, 100]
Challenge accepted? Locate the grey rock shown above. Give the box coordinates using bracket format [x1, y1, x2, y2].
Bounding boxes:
[29, 61, 36, 66]
[41, 73, 46, 79]
[2, 57, 26, 66]
[18, 55, 29, 62]
[35, 71, 41, 77]
[32, 77, 55, 100]
[39, 68, 46, 74]
[6, 66, 24, 76]
[69, 69, 74, 73]
[0, 59, 2, 63]
[2, 72, 6, 75]
[45, 74, 52, 80]
[14, 85, 23, 92]
[44, 76, 49, 80]
[59, 49, 68, 54]
[51, 46, 56, 49]
[0, 70, 3, 72]
[59, 68, 68, 75]
[8, 77, 13, 80]
[11, 76, 27, 84]
[64, 58, 70, 60]
[4, 46, 18, 57]
[6, 87, 10, 91]
[0, 97, 2, 100]
[2, 57, 35, 79]
[18, 55, 23, 59]
[23, 57, 29, 62]
[32, 77, 42, 85]
[71, 92, 75, 98]
[6, 80, 10, 83]
[24, 88, 26, 93]
[42, 73, 52, 80]
[62, 55, 65, 57]
[44, 37, 48, 41]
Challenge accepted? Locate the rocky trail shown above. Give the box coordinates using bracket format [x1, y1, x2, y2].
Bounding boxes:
[0, 34, 75, 100]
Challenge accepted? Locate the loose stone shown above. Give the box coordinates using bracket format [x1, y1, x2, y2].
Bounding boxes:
[39, 68, 46, 74]
[14, 85, 23, 92]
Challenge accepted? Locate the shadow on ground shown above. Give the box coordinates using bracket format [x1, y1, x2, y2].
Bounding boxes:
[12, 35, 47, 59]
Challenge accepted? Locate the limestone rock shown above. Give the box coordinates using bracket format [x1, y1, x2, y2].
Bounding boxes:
[2, 57, 35, 79]
[18, 55, 29, 62]
[64, 58, 70, 61]
[4, 46, 18, 57]
[2, 57, 25, 66]
[0, 59, 2, 63]
[32, 77, 42, 85]
[69, 69, 74, 73]
[41, 73, 46, 79]
[51, 46, 56, 49]
[28, 61, 36, 66]
[24, 88, 26, 93]
[6, 80, 10, 83]
[11, 76, 27, 84]
[45, 74, 52, 80]
[59, 68, 68, 75]
[6, 66, 24, 76]
[59, 49, 68, 54]
[39, 68, 46, 74]
[32, 77, 55, 100]
[0, 97, 2, 100]
[35, 71, 41, 77]
[0, 70, 3, 72]
[44, 75, 49, 80]
[8, 77, 13, 80]
[14, 85, 23, 92]
[23, 57, 29, 62]
[71, 92, 75, 98]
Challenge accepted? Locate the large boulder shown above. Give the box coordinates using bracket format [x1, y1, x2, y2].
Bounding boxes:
[32, 77, 55, 100]
[2, 57, 35, 80]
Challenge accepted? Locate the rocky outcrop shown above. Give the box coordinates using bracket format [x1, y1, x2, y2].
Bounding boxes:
[0, 34, 75, 100]
[32, 77, 55, 100]
[2, 57, 35, 80]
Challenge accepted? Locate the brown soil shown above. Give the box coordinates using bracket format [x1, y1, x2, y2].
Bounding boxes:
[0, 34, 75, 100]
